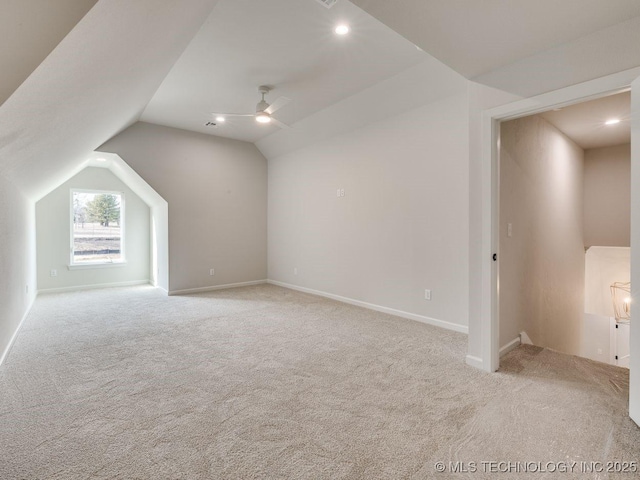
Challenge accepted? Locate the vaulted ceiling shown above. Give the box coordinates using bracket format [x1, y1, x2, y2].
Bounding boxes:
[0, 0, 98, 106]
[1, 0, 640, 201]
[351, 0, 640, 78]
[0, 0, 221, 200]
[140, 0, 426, 143]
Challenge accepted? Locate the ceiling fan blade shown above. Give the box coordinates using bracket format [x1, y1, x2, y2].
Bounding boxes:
[211, 112, 255, 117]
[271, 117, 292, 129]
[265, 97, 291, 115]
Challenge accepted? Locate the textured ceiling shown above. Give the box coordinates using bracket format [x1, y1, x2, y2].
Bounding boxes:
[140, 0, 426, 143]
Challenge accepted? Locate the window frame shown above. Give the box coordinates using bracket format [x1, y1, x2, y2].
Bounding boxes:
[69, 188, 126, 268]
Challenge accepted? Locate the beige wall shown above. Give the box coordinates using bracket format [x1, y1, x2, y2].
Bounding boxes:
[583, 143, 630, 248]
[100, 122, 267, 293]
[0, 175, 37, 362]
[268, 93, 469, 329]
[36, 167, 150, 291]
[499, 115, 585, 355]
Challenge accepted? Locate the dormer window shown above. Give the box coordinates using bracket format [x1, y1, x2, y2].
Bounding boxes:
[71, 189, 125, 265]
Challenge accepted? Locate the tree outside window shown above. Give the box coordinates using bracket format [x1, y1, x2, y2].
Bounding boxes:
[71, 190, 124, 264]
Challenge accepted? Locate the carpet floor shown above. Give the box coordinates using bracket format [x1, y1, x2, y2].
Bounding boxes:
[0, 284, 638, 479]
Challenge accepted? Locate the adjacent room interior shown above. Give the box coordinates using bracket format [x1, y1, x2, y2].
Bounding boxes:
[498, 91, 632, 368]
[2, 0, 640, 477]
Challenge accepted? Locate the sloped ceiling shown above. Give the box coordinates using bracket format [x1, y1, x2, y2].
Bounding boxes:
[256, 57, 467, 159]
[350, 0, 640, 78]
[140, 0, 426, 143]
[3, 0, 640, 203]
[0, 0, 97, 106]
[472, 15, 640, 97]
[0, 0, 220, 201]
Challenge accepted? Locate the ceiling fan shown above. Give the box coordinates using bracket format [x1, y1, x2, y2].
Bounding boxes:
[211, 86, 291, 129]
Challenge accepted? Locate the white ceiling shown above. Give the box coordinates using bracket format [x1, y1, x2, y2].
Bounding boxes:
[256, 58, 468, 159]
[2, 0, 640, 202]
[0, 0, 97, 106]
[140, 0, 426, 143]
[539, 91, 630, 150]
[350, 0, 640, 78]
[0, 0, 221, 201]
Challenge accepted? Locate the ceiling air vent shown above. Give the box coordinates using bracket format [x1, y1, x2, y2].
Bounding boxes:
[314, 0, 337, 8]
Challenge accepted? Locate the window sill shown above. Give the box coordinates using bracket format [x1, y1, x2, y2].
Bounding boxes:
[68, 262, 127, 270]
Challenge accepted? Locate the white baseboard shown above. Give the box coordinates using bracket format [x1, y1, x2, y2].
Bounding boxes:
[465, 354, 484, 369]
[38, 279, 150, 295]
[267, 279, 468, 334]
[520, 331, 533, 345]
[0, 295, 37, 368]
[169, 279, 267, 296]
[499, 336, 521, 357]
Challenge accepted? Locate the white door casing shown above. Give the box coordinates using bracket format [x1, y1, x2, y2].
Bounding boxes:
[474, 66, 640, 425]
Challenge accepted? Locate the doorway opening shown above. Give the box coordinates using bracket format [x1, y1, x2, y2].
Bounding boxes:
[497, 91, 631, 368]
[477, 66, 640, 424]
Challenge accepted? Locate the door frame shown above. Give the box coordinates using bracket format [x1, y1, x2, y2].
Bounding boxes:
[478, 66, 640, 374]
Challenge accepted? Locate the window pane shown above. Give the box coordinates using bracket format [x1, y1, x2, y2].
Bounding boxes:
[73, 192, 122, 263]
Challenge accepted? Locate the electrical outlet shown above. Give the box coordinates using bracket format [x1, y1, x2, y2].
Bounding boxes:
[50, 269, 57, 277]
[507, 223, 513, 237]
[209, 268, 215, 276]
[424, 289, 431, 301]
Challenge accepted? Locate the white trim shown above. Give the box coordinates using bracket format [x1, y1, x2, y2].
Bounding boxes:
[499, 336, 521, 357]
[0, 295, 37, 368]
[168, 279, 268, 296]
[157, 286, 169, 295]
[70, 188, 126, 266]
[519, 331, 533, 345]
[68, 261, 127, 270]
[267, 280, 468, 334]
[477, 66, 640, 373]
[465, 354, 484, 369]
[38, 279, 149, 295]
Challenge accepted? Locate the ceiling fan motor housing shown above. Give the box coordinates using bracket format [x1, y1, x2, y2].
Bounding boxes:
[256, 99, 270, 113]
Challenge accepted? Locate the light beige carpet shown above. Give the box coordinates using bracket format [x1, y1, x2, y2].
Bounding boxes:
[0, 284, 638, 479]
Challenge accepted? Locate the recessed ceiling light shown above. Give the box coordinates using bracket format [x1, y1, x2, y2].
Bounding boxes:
[96, 158, 107, 162]
[215, 116, 225, 123]
[605, 118, 621, 125]
[334, 24, 349, 35]
[256, 113, 271, 124]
